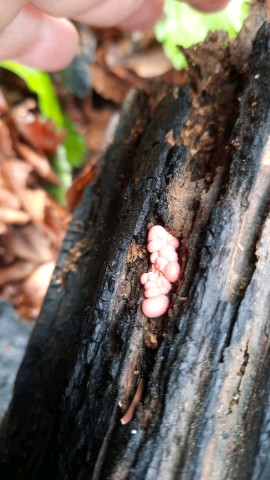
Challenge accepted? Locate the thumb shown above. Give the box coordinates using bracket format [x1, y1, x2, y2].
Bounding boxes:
[0, 5, 78, 72]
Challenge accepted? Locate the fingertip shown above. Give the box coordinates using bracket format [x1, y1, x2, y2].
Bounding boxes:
[13, 17, 79, 72]
[187, 0, 230, 13]
[142, 295, 169, 318]
[120, 0, 165, 31]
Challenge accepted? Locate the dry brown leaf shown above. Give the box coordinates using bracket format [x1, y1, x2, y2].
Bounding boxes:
[5, 224, 55, 263]
[45, 194, 67, 220]
[12, 100, 65, 154]
[122, 47, 172, 78]
[1, 159, 33, 189]
[17, 188, 46, 224]
[0, 89, 9, 115]
[0, 283, 20, 306]
[106, 44, 172, 78]
[0, 187, 21, 210]
[0, 222, 7, 235]
[81, 101, 113, 152]
[44, 196, 70, 235]
[21, 118, 65, 154]
[23, 261, 55, 306]
[0, 120, 15, 158]
[87, 123, 108, 153]
[0, 86, 69, 319]
[0, 207, 30, 225]
[67, 164, 96, 211]
[16, 142, 60, 185]
[14, 261, 55, 318]
[90, 64, 130, 103]
[0, 260, 36, 286]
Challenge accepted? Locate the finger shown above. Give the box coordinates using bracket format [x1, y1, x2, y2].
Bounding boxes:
[32, 0, 146, 27]
[31, 0, 101, 18]
[120, 0, 165, 30]
[187, 0, 230, 12]
[0, 5, 78, 71]
[0, 0, 26, 30]
[74, 0, 146, 26]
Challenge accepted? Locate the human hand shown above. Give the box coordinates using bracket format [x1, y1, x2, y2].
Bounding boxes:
[0, 0, 230, 72]
[187, 1, 230, 13]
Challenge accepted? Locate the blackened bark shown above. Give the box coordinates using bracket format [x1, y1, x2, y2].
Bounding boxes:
[1, 16, 270, 480]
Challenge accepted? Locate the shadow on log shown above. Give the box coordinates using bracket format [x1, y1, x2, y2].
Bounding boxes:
[1, 8, 270, 480]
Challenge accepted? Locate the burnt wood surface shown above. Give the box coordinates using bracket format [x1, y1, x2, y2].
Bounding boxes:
[1, 16, 270, 480]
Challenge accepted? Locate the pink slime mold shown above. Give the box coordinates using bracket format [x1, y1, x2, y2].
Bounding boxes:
[140, 225, 180, 318]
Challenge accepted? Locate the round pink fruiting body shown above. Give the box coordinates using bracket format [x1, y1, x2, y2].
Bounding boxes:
[143, 273, 172, 296]
[156, 275, 171, 292]
[148, 225, 167, 242]
[164, 262, 181, 283]
[142, 295, 170, 318]
[140, 273, 148, 285]
[144, 281, 171, 297]
[148, 272, 159, 279]
[155, 257, 167, 272]
[144, 281, 158, 289]
[147, 239, 163, 253]
[144, 287, 162, 298]
[161, 244, 175, 251]
[150, 252, 159, 264]
[141, 225, 180, 318]
[140, 272, 159, 285]
[166, 235, 179, 249]
[158, 248, 178, 262]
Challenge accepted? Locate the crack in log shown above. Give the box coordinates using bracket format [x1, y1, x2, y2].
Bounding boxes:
[228, 340, 250, 414]
[225, 163, 270, 304]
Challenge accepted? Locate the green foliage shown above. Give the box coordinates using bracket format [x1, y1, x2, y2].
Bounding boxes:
[0, 61, 87, 204]
[63, 115, 87, 168]
[46, 145, 72, 205]
[0, 61, 63, 126]
[155, 0, 250, 69]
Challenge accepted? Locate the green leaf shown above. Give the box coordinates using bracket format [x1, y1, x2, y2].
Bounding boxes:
[0, 61, 87, 204]
[0, 61, 64, 126]
[63, 115, 87, 168]
[0, 61, 87, 168]
[155, 0, 250, 69]
[45, 145, 72, 205]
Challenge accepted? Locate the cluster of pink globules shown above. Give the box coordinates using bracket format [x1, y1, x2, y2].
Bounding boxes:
[140, 226, 181, 318]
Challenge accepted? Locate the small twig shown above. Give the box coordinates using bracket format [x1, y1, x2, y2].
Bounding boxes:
[120, 379, 145, 425]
